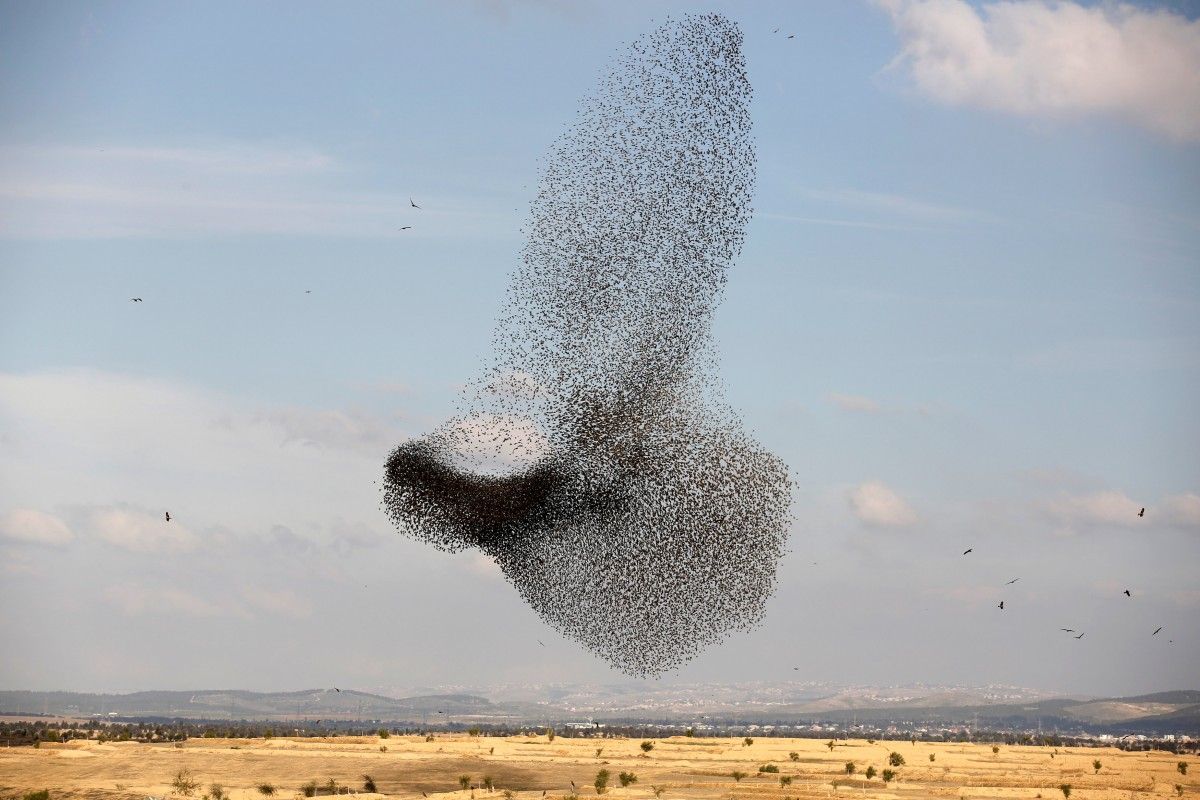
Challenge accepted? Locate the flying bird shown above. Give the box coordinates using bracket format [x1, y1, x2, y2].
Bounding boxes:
[164, 512, 171, 522]
[1124, 589, 1131, 597]
[997, 601, 1004, 610]
[410, 197, 421, 209]
[1074, 632, 1085, 639]
[786, 34, 795, 38]
[130, 297, 142, 302]
[537, 639, 545, 647]
[334, 687, 340, 692]
[962, 548, 973, 555]
[399, 226, 412, 230]
[1060, 628, 1075, 632]
[1005, 578, 1020, 585]
[772, 27, 779, 33]
[1153, 627, 1163, 635]
[1138, 507, 1145, 517]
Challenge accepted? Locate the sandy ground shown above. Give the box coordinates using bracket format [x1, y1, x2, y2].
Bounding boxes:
[1, 733, 1195, 800]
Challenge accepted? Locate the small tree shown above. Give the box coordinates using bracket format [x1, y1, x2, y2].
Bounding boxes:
[300, 782, 317, 798]
[378, 728, 390, 739]
[845, 762, 855, 776]
[618, 772, 637, 787]
[779, 776, 792, 787]
[596, 747, 604, 758]
[929, 753, 935, 762]
[1092, 759, 1101, 774]
[594, 769, 610, 795]
[546, 728, 555, 742]
[888, 752, 905, 767]
[209, 784, 225, 800]
[426, 734, 435, 742]
[172, 769, 201, 796]
[380, 745, 388, 752]
[743, 737, 754, 747]
[864, 766, 876, 781]
[363, 776, 377, 793]
[826, 740, 835, 751]
[788, 752, 799, 762]
[992, 745, 1000, 755]
[256, 786, 276, 797]
[640, 741, 654, 753]
[23, 793, 49, 800]
[758, 764, 779, 773]
[459, 775, 471, 790]
[730, 771, 747, 783]
[881, 769, 896, 784]
[684, 728, 695, 737]
[1176, 784, 1184, 797]
[1178, 762, 1188, 776]
[483, 776, 494, 791]
[1059, 784, 1071, 799]
[468, 727, 481, 737]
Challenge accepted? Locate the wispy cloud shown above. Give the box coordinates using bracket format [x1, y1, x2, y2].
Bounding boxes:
[0, 508, 74, 547]
[0, 142, 509, 239]
[801, 187, 997, 224]
[104, 583, 229, 618]
[877, 0, 1200, 142]
[86, 505, 199, 553]
[849, 481, 919, 527]
[828, 393, 882, 414]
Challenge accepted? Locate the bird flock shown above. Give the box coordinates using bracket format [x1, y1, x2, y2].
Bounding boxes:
[380, 14, 792, 677]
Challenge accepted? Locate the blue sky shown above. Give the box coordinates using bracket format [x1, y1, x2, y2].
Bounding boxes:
[1, 0, 1198, 697]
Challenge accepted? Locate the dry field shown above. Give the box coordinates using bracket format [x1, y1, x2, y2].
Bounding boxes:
[1, 733, 1196, 800]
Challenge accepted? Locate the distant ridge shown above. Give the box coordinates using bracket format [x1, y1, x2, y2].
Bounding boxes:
[1, 687, 1196, 733]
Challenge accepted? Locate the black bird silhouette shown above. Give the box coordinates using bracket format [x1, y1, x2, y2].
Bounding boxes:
[334, 687, 340, 692]
[1060, 628, 1075, 632]
[772, 27, 779, 33]
[1138, 507, 1145, 517]
[399, 226, 412, 230]
[786, 34, 795, 38]
[1124, 589, 1131, 597]
[962, 548, 973, 555]
[1005, 578, 1019, 585]
[997, 601, 1004, 610]
[130, 297, 142, 302]
[410, 197, 421, 209]
[305, 290, 311, 293]
[1074, 632, 1085, 639]
[165, 511, 171, 522]
[1152, 627, 1163, 635]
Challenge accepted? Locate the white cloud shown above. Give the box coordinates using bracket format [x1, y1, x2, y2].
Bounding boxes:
[1163, 491, 1200, 528]
[241, 586, 313, 619]
[87, 505, 199, 553]
[0, 508, 74, 547]
[1042, 489, 1141, 529]
[877, 0, 1200, 141]
[104, 584, 227, 618]
[828, 393, 882, 414]
[849, 481, 919, 527]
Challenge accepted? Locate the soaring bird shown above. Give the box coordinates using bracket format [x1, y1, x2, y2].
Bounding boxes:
[410, 197, 421, 209]
[399, 226, 413, 230]
[1060, 628, 1075, 632]
[1005, 578, 1020, 585]
[334, 687, 340, 692]
[772, 27, 779, 33]
[130, 297, 143, 302]
[165, 511, 171, 522]
[1124, 589, 1132, 597]
[962, 548, 973, 555]
[1074, 632, 1085, 639]
[786, 34, 795, 38]
[1138, 507, 1145, 517]
[1153, 627, 1163, 635]
[997, 601, 1004, 610]
[537, 639, 545, 647]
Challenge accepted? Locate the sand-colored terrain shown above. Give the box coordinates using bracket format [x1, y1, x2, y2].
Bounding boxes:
[1, 733, 1195, 800]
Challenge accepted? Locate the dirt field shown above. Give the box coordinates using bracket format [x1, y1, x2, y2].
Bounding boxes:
[1, 733, 1195, 800]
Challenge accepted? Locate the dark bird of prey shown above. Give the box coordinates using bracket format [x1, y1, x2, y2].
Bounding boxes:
[1060, 628, 1075, 632]
[165, 511, 171, 522]
[998, 601, 1004, 610]
[1153, 627, 1163, 635]
[787, 34, 795, 38]
[772, 27, 779, 33]
[399, 226, 412, 230]
[1005, 578, 1020, 585]
[305, 290, 311, 293]
[1124, 589, 1132, 597]
[1074, 632, 1085, 639]
[410, 197, 421, 209]
[963, 548, 973, 555]
[334, 687, 340, 692]
[1138, 507, 1145, 517]
[130, 297, 143, 302]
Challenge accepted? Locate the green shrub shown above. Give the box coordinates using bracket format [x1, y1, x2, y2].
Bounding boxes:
[730, 771, 747, 783]
[640, 741, 654, 753]
[459, 775, 471, 790]
[888, 752, 905, 767]
[684, 728, 695, 737]
[1178, 762, 1188, 776]
[209, 784, 225, 800]
[789, 752, 799, 762]
[378, 729, 390, 739]
[1059, 784, 1071, 799]
[881, 769, 896, 784]
[300, 781, 317, 798]
[743, 737, 754, 747]
[779, 776, 792, 787]
[23, 792, 49, 800]
[864, 766, 876, 780]
[594, 769, 610, 795]
[1093, 759, 1101, 774]
[482, 776, 494, 791]
[844, 762, 855, 775]
[172, 769, 200, 796]
[758, 764, 778, 773]
[929, 753, 935, 762]
[363, 775, 377, 792]
[256, 785, 276, 797]
[618, 772, 637, 787]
